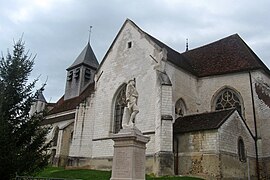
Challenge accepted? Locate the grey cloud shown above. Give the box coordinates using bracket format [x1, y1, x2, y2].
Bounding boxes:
[1, 0, 270, 102]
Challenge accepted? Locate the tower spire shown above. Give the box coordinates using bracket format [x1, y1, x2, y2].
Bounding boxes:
[185, 38, 189, 52]
[88, 26, 93, 44]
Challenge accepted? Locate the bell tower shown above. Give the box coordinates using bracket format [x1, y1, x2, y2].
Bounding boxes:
[64, 43, 99, 100]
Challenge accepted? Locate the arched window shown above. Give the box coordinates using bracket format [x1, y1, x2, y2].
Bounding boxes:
[238, 137, 246, 162]
[113, 85, 127, 133]
[214, 88, 243, 115]
[175, 98, 187, 118]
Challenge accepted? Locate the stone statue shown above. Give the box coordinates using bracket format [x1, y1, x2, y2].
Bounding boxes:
[122, 79, 139, 128]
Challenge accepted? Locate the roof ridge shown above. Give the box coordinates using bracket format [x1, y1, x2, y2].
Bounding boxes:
[216, 108, 236, 128]
[236, 35, 270, 75]
[178, 108, 234, 119]
[174, 109, 237, 134]
[184, 33, 239, 53]
[182, 33, 269, 77]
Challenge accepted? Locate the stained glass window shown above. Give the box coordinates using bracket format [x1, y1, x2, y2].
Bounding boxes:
[114, 85, 127, 133]
[215, 89, 242, 114]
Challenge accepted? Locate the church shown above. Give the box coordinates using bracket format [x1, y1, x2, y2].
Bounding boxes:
[33, 19, 270, 179]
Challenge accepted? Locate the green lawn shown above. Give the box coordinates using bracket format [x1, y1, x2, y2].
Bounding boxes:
[35, 167, 204, 180]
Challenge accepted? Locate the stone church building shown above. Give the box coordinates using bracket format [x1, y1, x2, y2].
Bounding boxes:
[33, 19, 270, 179]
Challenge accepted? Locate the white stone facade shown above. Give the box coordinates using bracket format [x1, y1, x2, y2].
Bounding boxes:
[43, 19, 270, 178]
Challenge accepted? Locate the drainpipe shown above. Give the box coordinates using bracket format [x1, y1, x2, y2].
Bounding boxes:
[176, 137, 179, 175]
[249, 71, 260, 179]
[247, 157, 250, 180]
[173, 134, 179, 175]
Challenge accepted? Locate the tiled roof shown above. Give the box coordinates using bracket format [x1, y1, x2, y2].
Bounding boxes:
[98, 19, 269, 78]
[182, 34, 270, 77]
[138, 21, 269, 77]
[173, 109, 235, 134]
[48, 82, 95, 115]
[67, 43, 99, 71]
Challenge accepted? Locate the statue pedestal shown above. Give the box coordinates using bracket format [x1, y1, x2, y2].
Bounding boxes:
[110, 126, 150, 180]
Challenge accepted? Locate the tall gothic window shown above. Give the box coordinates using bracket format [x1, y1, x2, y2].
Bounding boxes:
[114, 85, 127, 133]
[238, 137, 246, 162]
[214, 88, 242, 115]
[175, 98, 187, 118]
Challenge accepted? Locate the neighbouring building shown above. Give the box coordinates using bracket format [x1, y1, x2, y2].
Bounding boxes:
[31, 19, 270, 179]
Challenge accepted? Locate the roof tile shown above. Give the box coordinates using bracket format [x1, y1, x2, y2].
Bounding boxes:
[173, 109, 235, 133]
[182, 34, 269, 77]
[48, 82, 95, 115]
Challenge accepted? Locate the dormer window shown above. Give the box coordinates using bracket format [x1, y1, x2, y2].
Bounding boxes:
[75, 68, 80, 79]
[67, 71, 73, 81]
[85, 68, 91, 80]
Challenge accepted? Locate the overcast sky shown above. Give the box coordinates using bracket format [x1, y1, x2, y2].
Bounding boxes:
[1, 0, 270, 102]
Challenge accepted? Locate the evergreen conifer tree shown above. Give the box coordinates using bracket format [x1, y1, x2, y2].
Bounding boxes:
[0, 39, 50, 179]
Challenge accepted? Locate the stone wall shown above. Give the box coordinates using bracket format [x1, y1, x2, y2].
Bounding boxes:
[218, 112, 256, 179]
[54, 20, 270, 177]
[165, 62, 198, 118]
[46, 119, 74, 167]
[175, 130, 220, 179]
[252, 71, 270, 178]
[90, 21, 165, 160]
[197, 72, 255, 134]
[218, 112, 256, 157]
[69, 95, 95, 158]
[57, 122, 74, 166]
[220, 153, 257, 180]
[175, 111, 257, 179]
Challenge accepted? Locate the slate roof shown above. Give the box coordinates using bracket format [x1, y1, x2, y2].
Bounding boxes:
[36, 90, 47, 102]
[48, 82, 95, 115]
[173, 109, 235, 134]
[182, 34, 270, 77]
[67, 43, 99, 71]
